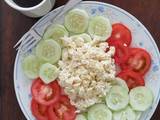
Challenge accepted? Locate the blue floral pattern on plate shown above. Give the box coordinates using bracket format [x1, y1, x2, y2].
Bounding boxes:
[14, 1, 160, 120]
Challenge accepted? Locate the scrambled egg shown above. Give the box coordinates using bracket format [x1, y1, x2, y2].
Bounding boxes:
[58, 36, 116, 111]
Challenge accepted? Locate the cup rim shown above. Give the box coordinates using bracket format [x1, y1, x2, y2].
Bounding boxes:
[4, 0, 47, 11]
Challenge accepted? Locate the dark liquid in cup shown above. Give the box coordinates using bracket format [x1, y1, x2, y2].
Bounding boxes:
[13, 0, 43, 8]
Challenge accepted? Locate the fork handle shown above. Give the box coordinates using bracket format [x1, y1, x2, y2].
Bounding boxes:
[51, 0, 82, 23]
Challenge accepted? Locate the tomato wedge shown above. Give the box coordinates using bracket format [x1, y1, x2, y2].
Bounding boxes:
[109, 40, 129, 65]
[31, 78, 60, 106]
[60, 87, 66, 95]
[117, 69, 145, 89]
[121, 48, 151, 75]
[31, 99, 48, 120]
[107, 23, 132, 46]
[48, 95, 76, 120]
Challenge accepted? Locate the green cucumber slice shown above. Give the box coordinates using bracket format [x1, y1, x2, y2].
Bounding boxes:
[39, 63, 59, 84]
[106, 86, 129, 111]
[43, 24, 69, 46]
[22, 55, 42, 79]
[129, 86, 153, 111]
[135, 111, 142, 120]
[36, 39, 61, 64]
[83, 112, 88, 118]
[88, 104, 112, 120]
[113, 106, 136, 120]
[88, 16, 112, 41]
[110, 77, 129, 92]
[76, 114, 87, 120]
[65, 9, 89, 34]
[71, 33, 92, 43]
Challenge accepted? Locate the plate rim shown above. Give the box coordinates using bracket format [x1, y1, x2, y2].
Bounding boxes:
[14, 1, 160, 120]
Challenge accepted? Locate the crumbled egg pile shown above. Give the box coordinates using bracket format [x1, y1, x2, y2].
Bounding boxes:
[58, 36, 116, 111]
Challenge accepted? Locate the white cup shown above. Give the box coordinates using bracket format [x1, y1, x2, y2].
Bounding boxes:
[4, 0, 56, 18]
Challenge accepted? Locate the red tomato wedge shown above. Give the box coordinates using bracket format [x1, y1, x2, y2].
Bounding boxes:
[48, 95, 76, 120]
[31, 78, 61, 106]
[121, 48, 151, 75]
[60, 87, 66, 95]
[108, 23, 132, 46]
[108, 40, 129, 65]
[31, 99, 48, 120]
[117, 69, 145, 89]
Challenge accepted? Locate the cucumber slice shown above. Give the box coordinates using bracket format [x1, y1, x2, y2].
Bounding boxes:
[65, 9, 89, 34]
[76, 114, 87, 120]
[80, 33, 92, 42]
[39, 63, 59, 84]
[22, 55, 42, 79]
[88, 104, 112, 120]
[83, 112, 88, 118]
[106, 86, 129, 111]
[110, 77, 129, 92]
[43, 24, 69, 46]
[113, 106, 136, 120]
[71, 33, 92, 43]
[129, 86, 153, 111]
[36, 39, 61, 64]
[88, 16, 112, 41]
[135, 112, 142, 120]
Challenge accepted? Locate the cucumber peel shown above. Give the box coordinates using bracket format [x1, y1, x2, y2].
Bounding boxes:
[88, 16, 112, 41]
[22, 55, 42, 79]
[110, 77, 129, 92]
[65, 9, 89, 34]
[36, 39, 61, 64]
[88, 104, 112, 120]
[71, 33, 92, 43]
[39, 63, 59, 84]
[43, 24, 68, 46]
[129, 86, 153, 111]
[106, 86, 129, 111]
[113, 106, 136, 120]
[76, 114, 87, 120]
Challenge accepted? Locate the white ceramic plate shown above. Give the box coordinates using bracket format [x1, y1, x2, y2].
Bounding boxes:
[14, 1, 160, 120]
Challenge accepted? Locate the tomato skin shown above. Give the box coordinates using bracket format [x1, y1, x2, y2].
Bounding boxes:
[63, 106, 76, 120]
[120, 48, 151, 75]
[60, 87, 66, 95]
[31, 99, 48, 120]
[48, 95, 76, 120]
[107, 23, 132, 46]
[31, 78, 61, 106]
[108, 40, 129, 65]
[58, 96, 76, 120]
[117, 69, 145, 89]
[48, 106, 59, 120]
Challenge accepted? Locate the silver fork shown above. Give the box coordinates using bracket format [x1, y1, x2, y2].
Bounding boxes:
[14, 0, 82, 54]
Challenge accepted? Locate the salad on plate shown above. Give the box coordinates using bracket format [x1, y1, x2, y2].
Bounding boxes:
[21, 8, 154, 120]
